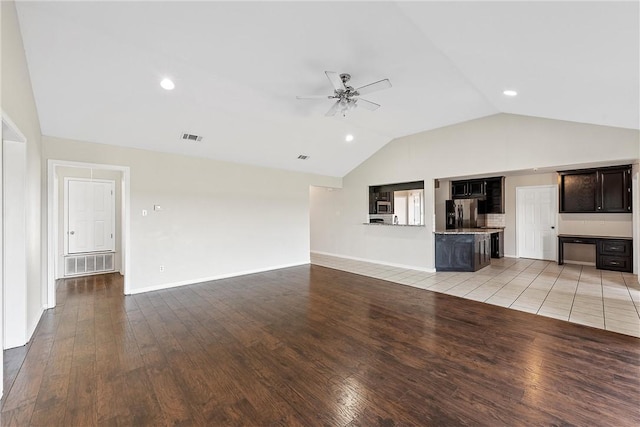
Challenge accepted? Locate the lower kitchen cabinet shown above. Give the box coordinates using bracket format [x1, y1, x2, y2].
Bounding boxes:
[490, 231, 504, 258]
[435, 233, 491, 272]
[596, 238, 633, 272]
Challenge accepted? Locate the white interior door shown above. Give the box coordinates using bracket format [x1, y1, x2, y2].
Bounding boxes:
[67, 179, 115, 254]
[517, 185, 558, 260]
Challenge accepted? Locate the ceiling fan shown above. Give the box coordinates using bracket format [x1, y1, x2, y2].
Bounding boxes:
[297, 71, 392, 117]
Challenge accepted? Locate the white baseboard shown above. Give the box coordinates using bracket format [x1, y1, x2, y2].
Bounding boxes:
[311, 250, 436, 273]
[27, 306, 45, 341]
[127, 260, 310, 295]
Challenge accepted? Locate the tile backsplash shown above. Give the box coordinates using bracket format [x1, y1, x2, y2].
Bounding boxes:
[482, 214, 506, 228]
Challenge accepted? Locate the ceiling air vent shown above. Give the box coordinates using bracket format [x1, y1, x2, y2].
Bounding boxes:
[180, 132, 203, 142]
[297, 155, 309, 160]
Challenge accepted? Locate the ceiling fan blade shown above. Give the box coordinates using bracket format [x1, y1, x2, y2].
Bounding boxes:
[296, 95, 333, 99]
[325, 100, 341, 117]
[356, 98, 380, 111]
[325, 71, 345, 91]
[356, 79, 392, 96]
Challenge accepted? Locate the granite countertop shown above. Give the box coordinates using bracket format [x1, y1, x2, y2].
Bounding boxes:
[434, 228, 504, 235]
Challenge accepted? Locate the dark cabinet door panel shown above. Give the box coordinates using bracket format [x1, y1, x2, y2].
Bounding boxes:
[451, 182, 468, 198]
[468, 180, 485, 197]
[599, 168, 630, 212]
[560, 172, 597, 212]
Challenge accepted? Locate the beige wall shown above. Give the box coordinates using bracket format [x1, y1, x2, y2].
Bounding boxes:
[56, 167, 123, 277]
[310, 113, 639, 271]
[1, 0, 45, 339]
[44, 136, 341, 294]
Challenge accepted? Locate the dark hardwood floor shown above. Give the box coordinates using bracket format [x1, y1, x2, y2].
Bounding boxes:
[2, 265, 639, 426]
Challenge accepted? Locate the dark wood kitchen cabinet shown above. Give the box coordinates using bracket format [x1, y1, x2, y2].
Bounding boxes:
[480, 177, 505, 214]
[558, 165, 631, 213]
[435, 233, 491, 272]
[597, 238, 633, 272]
[599, 167, 632, 212]
[451, 179, 485, 199]
[453, 176, 504, 213]
[451, 181, 468, 198]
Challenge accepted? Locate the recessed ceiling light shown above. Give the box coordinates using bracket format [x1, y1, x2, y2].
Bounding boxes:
[345, 134, 354, 142]
[503, 89, 518, 97]
[160, 78, 175, 90]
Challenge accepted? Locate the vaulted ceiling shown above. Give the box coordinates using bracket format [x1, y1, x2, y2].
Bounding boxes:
[15, 1, 639, 177]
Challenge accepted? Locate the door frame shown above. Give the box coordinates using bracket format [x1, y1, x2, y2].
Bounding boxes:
[47, 159, 131, 308]
[516, 184, 558, 260]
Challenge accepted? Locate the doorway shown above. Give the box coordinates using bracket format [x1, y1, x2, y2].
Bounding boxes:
[516, 185, 558, 260]
[47, 160, 131, 307]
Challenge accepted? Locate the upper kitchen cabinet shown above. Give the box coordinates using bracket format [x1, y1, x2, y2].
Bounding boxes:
[452, 176, 504, 214]
[481, 177, 505, 214]
[558, 165, 632, 213]
[451, 179, 485, 199]
[600, 167, 632, 212]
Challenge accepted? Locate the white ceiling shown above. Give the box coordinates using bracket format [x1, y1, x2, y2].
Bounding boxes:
[15, 1, 639, 177]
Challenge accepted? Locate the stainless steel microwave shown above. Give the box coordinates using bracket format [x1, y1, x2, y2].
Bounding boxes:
[377, 201, 392, 214]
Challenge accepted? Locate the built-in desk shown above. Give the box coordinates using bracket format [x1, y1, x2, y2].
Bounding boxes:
[558, 234, 633, 273]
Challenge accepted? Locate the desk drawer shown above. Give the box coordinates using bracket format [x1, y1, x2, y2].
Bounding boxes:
[598, 255, 631, 272]
[599, 240, 632, 256]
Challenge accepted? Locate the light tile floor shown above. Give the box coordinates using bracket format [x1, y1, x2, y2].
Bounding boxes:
[310, 253, 640, 338]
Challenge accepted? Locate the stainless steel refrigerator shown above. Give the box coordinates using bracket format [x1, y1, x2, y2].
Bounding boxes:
[445, 199, 478, 229]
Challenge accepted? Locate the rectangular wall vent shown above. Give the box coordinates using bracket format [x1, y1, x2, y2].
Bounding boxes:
[65, 252, 115, 277]
[297, 154, 309, 160]
[181, 133, 203, 142]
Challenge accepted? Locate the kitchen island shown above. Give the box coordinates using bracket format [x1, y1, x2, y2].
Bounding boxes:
[434, 229, 501, 272]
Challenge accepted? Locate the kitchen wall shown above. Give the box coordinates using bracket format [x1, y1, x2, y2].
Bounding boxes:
[310, 113, 639, 272]
[44, 136, 341, 294]
[56, 167, 123, 277]
[2, 0, 45, 346]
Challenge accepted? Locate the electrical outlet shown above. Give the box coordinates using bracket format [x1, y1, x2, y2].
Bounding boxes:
[159, 265, 165, 272]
